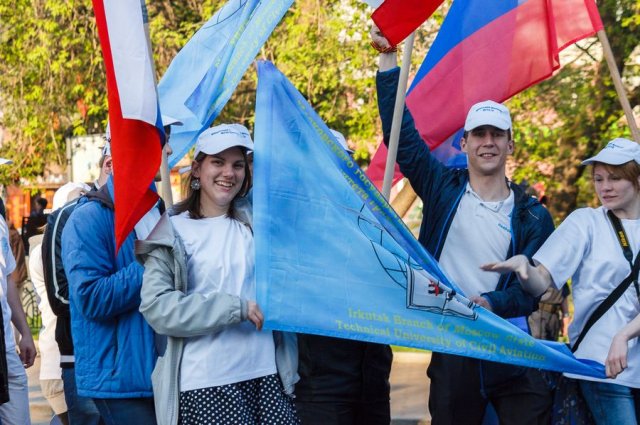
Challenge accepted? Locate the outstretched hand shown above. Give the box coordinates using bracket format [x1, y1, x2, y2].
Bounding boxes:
[481, 255, 530, 280]
[247, 301, 264, 331]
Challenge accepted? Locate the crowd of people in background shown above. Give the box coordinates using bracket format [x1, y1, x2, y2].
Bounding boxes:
[0, 26, 636, 425]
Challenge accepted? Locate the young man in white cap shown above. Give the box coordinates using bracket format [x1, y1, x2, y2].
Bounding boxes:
[371, 28, 555, 424]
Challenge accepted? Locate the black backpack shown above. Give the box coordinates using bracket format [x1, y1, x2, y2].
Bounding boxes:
[41, 198, 81, 361]
[41, 199, 80, 318]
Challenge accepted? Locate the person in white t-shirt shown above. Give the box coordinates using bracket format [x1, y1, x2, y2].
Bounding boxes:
[138, 124, 299, 425]
[484, 138, 640, 424]
[0, 213, 36, 424]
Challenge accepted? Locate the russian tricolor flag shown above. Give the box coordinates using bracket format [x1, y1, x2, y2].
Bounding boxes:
[372, 0, 444, 46]
[407, 0, 603, 150]
[92, 0, 165, 250]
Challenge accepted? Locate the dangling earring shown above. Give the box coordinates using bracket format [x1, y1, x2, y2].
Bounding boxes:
[190, 178, 201, 191]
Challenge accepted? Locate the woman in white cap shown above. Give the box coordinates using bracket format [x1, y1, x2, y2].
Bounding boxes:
[483, 138, 640, 424]
[137, 124, 299, 425]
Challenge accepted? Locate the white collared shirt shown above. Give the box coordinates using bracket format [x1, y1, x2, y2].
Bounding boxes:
[439, 183, 514, 297]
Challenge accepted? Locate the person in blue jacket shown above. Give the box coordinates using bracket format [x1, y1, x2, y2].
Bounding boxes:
[61, 175, 160, 425]
[371, 27, 555, 425]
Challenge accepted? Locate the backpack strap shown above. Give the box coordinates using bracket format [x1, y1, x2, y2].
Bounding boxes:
[571, 211, 640, 352]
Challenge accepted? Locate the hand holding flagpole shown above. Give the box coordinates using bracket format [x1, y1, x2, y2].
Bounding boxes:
[371, 25, 415, 200]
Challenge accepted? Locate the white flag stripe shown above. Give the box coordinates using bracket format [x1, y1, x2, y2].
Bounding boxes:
[104, 0, 158, 125]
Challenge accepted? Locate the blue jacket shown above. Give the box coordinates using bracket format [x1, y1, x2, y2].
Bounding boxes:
[377, 68, 554, 319]
[61, 181, 156, 398]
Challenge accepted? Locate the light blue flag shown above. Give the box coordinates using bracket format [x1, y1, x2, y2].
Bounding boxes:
[253, 60, 605, 378]
[158, 0, 292, 167]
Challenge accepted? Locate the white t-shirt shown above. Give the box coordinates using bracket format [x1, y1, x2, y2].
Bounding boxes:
[534, 207, 640, 387]
[171, 212, 276, 391]
[30, 244, 62, 380]
[439, 184, 514, 297]
[0, 216, 16, 353]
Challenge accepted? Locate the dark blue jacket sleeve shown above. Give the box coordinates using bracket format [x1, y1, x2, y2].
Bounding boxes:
[376, 68, 448, 200]
[482, 205, 555, 318]
[61, 202, 143, 321]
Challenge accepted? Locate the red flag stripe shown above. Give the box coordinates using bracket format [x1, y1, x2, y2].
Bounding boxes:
[92, 0, 162, 251]
[372, 0, 444, 46]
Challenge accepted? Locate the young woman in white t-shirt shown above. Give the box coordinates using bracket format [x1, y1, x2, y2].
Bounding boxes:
[138, 124, 299, 425]
[483, 138, 640, 424]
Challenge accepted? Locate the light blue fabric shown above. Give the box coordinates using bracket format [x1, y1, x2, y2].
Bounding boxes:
[579, 380, 639, 425]
[253, 60, 605, 378]
[158, 0, 293, 167]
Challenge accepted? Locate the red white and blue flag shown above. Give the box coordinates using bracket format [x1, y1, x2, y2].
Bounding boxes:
[92, 0, 165, 250]
[368, 0, 602, 185]
[371, 0, 444, 46]
[407, 0, 603, 151]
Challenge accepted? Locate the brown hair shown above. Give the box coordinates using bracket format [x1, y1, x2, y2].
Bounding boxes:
[173, 149, 252, 220]
[592, 161, 640, 191]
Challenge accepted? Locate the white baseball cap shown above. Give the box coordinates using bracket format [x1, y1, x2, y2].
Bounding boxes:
[53, 182, 91, 210]
[0, 158, 13, 165]
[194, 124, 253, 158]
[464, 100, 512, 131]
[162, 114, 183, 127]
[330, 129, 353, 154]
[582, 138, 640, 166]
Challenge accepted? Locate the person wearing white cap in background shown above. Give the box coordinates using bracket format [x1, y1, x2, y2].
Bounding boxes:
[137, 123, 299, 425]
[485, 137, 640, 424]
[371, 26, 554, 425]
[42, 181, 104, 425]
[0, 157, 37, 424]
[294, 130, 392, 425]
[28, 182, 92, 425]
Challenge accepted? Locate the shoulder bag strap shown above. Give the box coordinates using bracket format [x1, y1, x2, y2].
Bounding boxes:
[608, 210, 640, 299]
[571, 211, 640, 353]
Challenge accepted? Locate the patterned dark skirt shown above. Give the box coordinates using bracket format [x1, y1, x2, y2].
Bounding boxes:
[178, 374, 299, 425]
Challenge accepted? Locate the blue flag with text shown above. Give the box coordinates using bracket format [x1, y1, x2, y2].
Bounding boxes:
[253, 60, 604, 377]
[158, 0, 292, 167]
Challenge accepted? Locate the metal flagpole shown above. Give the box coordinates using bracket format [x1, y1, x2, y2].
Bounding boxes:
[141, 0, 173, 206]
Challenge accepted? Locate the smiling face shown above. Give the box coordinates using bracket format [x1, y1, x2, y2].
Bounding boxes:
[461, 125, 513, 177]
[593, 162, 640, 217]
[192, 146, 246, 217]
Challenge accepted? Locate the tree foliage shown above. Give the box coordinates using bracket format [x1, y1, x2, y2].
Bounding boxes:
[0, 0, 105, 182]
[0, 0, 638, 224]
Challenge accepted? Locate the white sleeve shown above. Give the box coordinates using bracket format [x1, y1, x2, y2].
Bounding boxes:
[29, 244, 45, 305]
[0, 217, 15, 276]
[533, 209, 591, 289]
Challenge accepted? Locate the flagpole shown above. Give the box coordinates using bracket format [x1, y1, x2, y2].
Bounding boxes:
[381, 32, 415, 200]
[597, 29, 640, 143]
[141, 0, 173, 206]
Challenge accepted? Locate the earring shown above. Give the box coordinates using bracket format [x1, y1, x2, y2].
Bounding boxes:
[190, 178, 201, 191]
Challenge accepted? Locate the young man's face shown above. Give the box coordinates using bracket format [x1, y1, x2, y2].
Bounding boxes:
[461, 125, 513, 177]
